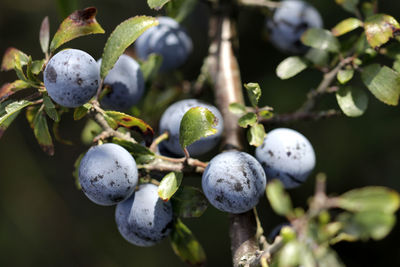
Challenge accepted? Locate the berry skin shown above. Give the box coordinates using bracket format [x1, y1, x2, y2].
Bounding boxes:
[266, 0, 323, 54]
[98, 54, 145, 111]
[159, 99, 224, 157]
[135, 16, 193, 72]
[115, 183, 174, 247]
[255, 128, 316, 189]
[79, 143, 138, 206]
[202, 151, 267, 214]
[44, 49, 100, 108]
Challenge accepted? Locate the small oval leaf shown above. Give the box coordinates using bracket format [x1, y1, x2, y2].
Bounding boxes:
[247, 123, 265, 147]
[50, 7, 105, 53]
[33, 110, 54, 155]
[158, 172, 183, 201]
[101, 16, 158, 78]
[112, 137, 156, 164]
[276, 56, 308, 80]
[228, 102, 246, 115]
[244, 83, 262, 107]
[238, 112, 257, 128]
[266, 180, 293, 217]
[336, 86, 368, 117]
[179, 107, 218, 149]
[148, 0, 171, 10]
[337, 69, 355, 84]
[301, 28, 341, 52]
[171, 186, 208, 218]
[332, 18, 363, 36]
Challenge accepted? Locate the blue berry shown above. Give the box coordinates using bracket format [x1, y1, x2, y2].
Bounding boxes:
[202, 151, 267, 214]
[266, 0, 323, 54]
[255, 128, 316, 189]
[115, 183, 173, 247]
[79, 143, 138, 206]
[98, 54, 145, 111]
[44, 49, 100, 107]
[135, 16, 193, 71]
[159, 99, 224, 157]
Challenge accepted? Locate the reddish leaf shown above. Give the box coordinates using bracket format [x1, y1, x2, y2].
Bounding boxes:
[1, 47, 29, 71]
[0, 80, 31, 102]
[40, 16, 50, 54]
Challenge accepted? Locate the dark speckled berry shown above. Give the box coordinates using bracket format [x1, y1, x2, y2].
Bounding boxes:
[202, 151, 267, 214]
[115, 183, 173, 247]
[79, 143, 138, 206]
[44, 49, 100, 108]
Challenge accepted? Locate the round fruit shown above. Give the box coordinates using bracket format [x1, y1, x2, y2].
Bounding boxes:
[159, 99, 223, 157]
[79, 143, 138, 206]
[202, 151, 267, 214]
[135, 16, 193, 71]
[44, 49, 100, 107]
[98, 54, 145, 111]
[115, 183, 173, 247]
[255, 128, 316, 189]
[266, 0, 323, 54]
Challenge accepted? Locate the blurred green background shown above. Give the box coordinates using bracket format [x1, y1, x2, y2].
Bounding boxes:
[1, 0, 400, 266]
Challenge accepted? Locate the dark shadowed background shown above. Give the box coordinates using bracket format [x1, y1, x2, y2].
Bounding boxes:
[1, 0, 400, 266]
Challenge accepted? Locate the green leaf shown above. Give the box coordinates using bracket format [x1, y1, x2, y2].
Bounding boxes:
[140, 53, 163, 81]
[266, 180, 293, 217]
[0, 100, 32, 125]
[0, 80, 30, 101]
[158, 172, 183, 201]
[101, 16, 158, 78]
[238, 112, 257, 128]
[0, 100, 23, 138]
[247, 123, 265, 147]
[279, 241, 301, 267]
[338, 211, 396, 241]
[336, 86, 368, 117]
[33, 110, 54, 155]
[244, 83, 262, 107]
[39, 16, 50, 54]
[73, 103, 92, 120]
[171, 186, 208, 218]
[31, 59, 45, 75]
[338, 186, 400, 214]
[170, 219, 206, 266]
[49, 7, 105, 53]
[364, 14, 400, 49]
[148, 0, 171, 10]
[43, 95, 60, 122]
[337, 69, 354, 84]
[276, 56, 307, 80]
[229, 102, 246, 115]
[56, 0, 78, 19]
[258, 109, 273, 120]
[332, 18, 363, 36]
[104, 111, 154, 145]
[301, 28, 340, 53]
[72, 153, 84, 190]
[111, 137, 155, 164]
[304, 48, 329, 67]
[81, 119, 102, 145]
[166, 0, 197, 23]
[179, 107, 218, 149]
[1, 47, 29, 71]
[335, 0, 359, 14]
[393, 59, 400, 73]
[361, 64, 400, 106]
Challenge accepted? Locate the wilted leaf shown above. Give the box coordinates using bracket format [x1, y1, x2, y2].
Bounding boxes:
[337, 69, 354, 84]
[0, 80, 30, 101]
[238, 112, 257, 128]
[364, 14, 400, 49]
[332, 18, 363, 36]
[361, 64, 400, 105]
[338, 186, 400, 214]
[266, 180, 293, 217]
[171, 186, 208, 218]
[40, 16, 50, 54]
[1, 47, 29, 71]
[170, 219, 206, 266]
[336, 86, 368, 117]
[229, 102, 246, 115]
[158, 172, 183, 201]
[104, 111, 154, 145]
[276, 56, 307, 80]
[247, 123, 265, 147]
[43, 95, 60, 122]
[73, 103, 92, 120]
[140, 53, 163, 81]
[179, 107, 218, 149]
[148, 0, 171, 10]
[244, 83, 262, 107]
[33, 110, 54, 155]
[111, 137, 155, 164]
[301, 28, 340, 52]
[50, 7, 105, 53]
[101, 16, 158, 78]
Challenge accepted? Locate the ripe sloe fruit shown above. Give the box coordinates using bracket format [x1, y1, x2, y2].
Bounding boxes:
[115, 183, 173, 247]
[79, 143, 138, 206]
[255, 128, 316, 189]
[202, 151, 267, 214]
[44, 49, 100, 107]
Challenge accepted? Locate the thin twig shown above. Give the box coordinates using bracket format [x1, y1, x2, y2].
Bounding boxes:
[262, 109, 341, 124]
[150, 131, 169, 152]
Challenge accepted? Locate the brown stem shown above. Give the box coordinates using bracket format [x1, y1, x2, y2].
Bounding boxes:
[262, 109, 341, 125]
[150, 131, 169, 152]
[206, 3, 260, 266]
[138, 158, 206, 174]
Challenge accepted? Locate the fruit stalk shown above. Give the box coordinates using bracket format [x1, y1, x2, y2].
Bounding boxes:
[206, 2, 260, 265]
